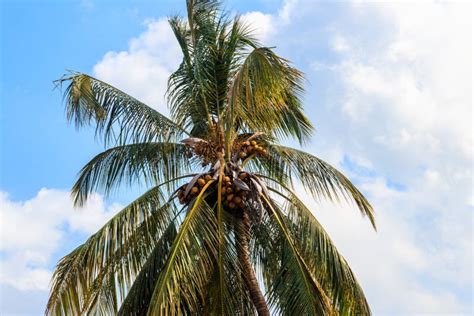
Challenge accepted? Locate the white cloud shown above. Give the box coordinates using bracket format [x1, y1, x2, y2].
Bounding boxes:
[298, 1, 472, 313]
[241, 11, 275, 44]
[0, 189, 119, 291]
[278, 0, 298, 24]
[93, 19, 182, 114]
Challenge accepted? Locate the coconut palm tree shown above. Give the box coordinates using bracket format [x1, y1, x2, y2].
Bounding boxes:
[46, 1, 375, 315]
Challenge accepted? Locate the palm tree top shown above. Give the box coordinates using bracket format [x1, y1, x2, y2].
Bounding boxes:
[47, 1, 375, 315]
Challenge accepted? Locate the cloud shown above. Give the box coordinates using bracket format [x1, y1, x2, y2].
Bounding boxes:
[240, 11, 275, 45]
[93, 18, 182, 114]
[0, 189, 120, 292]
[278, 0, 298, 24]
[304, 2, 472, 312]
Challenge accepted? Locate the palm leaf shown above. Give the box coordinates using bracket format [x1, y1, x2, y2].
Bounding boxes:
[227, 47, 313, 143]
[266, 145, 376, 228]
[71, 142, 191, 206]
[56, 73, 188, 146]
[259, 194, 334, 315]
[147, 180, 218, 315]
[266, 181, 371, 314]
[117, 223, 178, 315]
[45, 181, 185, 315]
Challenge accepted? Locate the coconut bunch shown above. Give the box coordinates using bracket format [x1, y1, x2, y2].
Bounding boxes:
[220, 172, 251, 211]
[235, 140, 267, 161]
[176, 173, 214, 205]
[181, 138, 223, 167]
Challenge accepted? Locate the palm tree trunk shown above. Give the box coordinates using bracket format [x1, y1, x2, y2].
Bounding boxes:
[236, 210, 270, 316]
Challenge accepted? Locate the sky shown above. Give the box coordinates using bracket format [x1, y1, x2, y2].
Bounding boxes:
[0, 0, 472, 315]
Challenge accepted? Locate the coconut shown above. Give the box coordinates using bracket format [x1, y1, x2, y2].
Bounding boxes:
[191, 186, 199, 194]
[197, 178, 206, 186]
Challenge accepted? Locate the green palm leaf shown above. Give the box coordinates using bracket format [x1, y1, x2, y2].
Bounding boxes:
[227, 48, 313, 143]
[56, 73, 188, 146]
[266, 145, 376, 228]
[46, 183, 182, 315]
[117, 223, 178, 315]
[266, 181, 371, 314]
[147, 180, 218, 315]
[71, 142, 191, 206]
[260, 194, 334, 315]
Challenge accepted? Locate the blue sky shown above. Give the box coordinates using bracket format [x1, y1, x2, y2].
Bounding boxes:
[1, 0, 472, 315]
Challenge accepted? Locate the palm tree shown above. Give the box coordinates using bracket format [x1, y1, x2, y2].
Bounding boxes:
[46, 1, 376, 315]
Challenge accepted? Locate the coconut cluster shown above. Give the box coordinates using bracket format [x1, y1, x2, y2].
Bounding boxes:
[236, 140, 267, 160]
[193, 142, 222, 166]
[220, 172, 251, 210]
[177, 174, 214, 205]
[176, 171, 253, 213]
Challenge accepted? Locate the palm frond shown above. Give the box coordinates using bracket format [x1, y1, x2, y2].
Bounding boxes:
[227, 47, 313, 143]
[266, 182, 371, 314]
[45, 183, 183, 315]
[259, 195, 334, 315]
[168, 5, 260, 138]
[117, 223, 178, 315]
[147, 180, 218, 315]
[202, 212, 255, 315]
[72, 142, 191, 206]
[56, 73, 188, 146]
[266, 145, 376, 228]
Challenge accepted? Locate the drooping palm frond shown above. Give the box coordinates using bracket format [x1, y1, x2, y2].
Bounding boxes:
[201, 211, 256, 315]
[56, 73, 188, 146]
[117, 223, 178, 315]
[82, 220, 179, 316]
[46, 183, 183, 315]
[71, 142, 191, 206]
[285, 192, 370, 315]
[226, 48, 313, 144]
[266, 145, 376, 228]
[147, 181, 218, 315]
[258, 195, 334, 315]
[264, 181, 371, 314]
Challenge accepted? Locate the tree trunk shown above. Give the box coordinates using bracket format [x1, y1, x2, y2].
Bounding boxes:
[236, 210, 270, 316]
